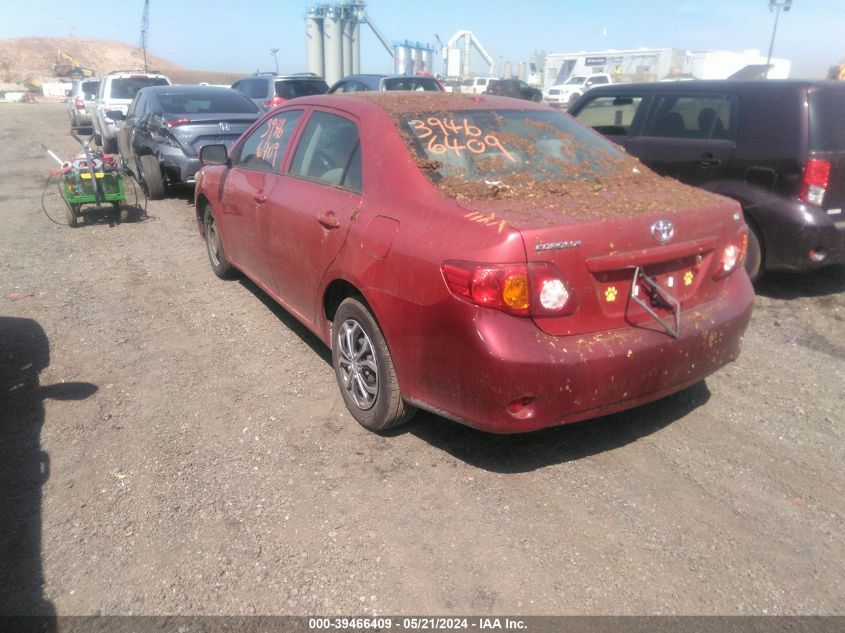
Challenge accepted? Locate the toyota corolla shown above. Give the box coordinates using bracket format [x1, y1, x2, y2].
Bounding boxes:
[194, 93, 753, 434]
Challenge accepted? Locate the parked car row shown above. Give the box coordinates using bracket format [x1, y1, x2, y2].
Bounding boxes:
[69, 73, 841, 437]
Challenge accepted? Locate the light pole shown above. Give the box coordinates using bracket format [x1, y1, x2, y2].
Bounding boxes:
[765, 0, 792, 78]
[271, 48, 280, 74]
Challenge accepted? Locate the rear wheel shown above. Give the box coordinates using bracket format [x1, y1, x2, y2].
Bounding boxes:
[745, 221, 764, 282]
[332, 298, 416, 432]
[66, 204, 79, 228]
[203, 206, 236, 279]
[102, 137, 118, 154]
[139, 155, 166, 200]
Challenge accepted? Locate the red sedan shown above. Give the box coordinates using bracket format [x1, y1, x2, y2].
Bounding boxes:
[194, 93, 753, 434]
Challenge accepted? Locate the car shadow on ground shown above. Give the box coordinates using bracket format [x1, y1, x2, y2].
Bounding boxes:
[392, 381, 711, 473]
[238, 277, 332, 365]
[755, 265, 844, 299]
[233, 276, 712, 468]
[0, 317, 97, 617]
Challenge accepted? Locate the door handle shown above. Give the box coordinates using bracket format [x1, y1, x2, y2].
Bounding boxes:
[253, 193, 267, 204]
[696, 154, 721, 167]
[318, 212, 340, 229]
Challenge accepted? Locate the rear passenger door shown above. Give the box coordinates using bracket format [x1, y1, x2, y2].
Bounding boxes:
[625, 93, 738, 185]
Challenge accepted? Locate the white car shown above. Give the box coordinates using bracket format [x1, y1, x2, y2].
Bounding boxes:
[460, 76, 496, 95]
[92, 70, 170, 153]
[544, 73, 612, 108]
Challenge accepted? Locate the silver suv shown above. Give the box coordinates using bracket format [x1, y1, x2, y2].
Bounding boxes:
[93, 70, 170, 152]
[231, 73, 328, 110]
[67, 78, 100, 130]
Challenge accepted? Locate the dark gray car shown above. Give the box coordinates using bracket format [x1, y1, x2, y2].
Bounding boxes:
[115, 85, 261, 199]
[327, 74, 443, 93]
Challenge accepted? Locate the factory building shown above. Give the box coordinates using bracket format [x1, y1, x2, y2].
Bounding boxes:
[543, 48, 790, 88]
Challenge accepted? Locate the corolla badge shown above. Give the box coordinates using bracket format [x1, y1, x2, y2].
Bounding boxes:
[219, 122, 231, 132]
[651, 219, 675, 244]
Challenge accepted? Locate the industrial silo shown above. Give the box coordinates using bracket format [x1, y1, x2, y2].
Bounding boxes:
[342, 12, 354, 77]
[411, 46, 423, 75]
[394, 45, 409, 75]
[421, 47, 433, 73]
[322, 6, 343, 85]
[305, 8, 324, 77]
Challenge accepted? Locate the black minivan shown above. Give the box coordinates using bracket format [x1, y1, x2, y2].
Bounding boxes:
[569, 80, 845, 280]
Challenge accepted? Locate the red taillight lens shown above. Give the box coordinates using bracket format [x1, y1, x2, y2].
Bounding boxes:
[442, 261, 575, 317]
[800, 158, 830, 206]
[715, 227, 748, 279]
[264, 96, 286, 108]
[75, 96, 85, 111]
[166, 117, 191, 127]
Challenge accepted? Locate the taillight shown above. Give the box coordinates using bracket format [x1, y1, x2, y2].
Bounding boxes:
[800, 158, 830, 206]
[263, 96, 286, 108]
[166, 117, 191, 127]
[75, 96, 85, 111]
[442, 261, 575, 317]
[714, 227, 748, 279]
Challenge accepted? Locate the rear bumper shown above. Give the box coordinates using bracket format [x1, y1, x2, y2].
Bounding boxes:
[376, 270, 754, 433]
[159, 148, 200, 185]
[749, 197, 845, 271]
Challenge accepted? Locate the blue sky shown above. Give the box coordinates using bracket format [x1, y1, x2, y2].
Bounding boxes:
[1, 0, 842, 78]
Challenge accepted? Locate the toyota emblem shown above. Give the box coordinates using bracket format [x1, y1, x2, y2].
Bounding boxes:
[651, 219, 675, 244]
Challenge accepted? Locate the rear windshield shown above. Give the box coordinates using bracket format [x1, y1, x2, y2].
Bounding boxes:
[275, 79, 328, 99]
[156, 91, 259, 115]
[398, 109, 632, 199]
[81, 81, 99, 99]
[110, 77, 169, 100]
[809, 90, 845, 151]
[382, 77, 441, 92]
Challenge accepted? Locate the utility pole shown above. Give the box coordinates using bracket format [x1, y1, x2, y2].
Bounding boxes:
[271, 48, 279, 74]
[766, 0, 792, 78]
[140, 0, 150, 72]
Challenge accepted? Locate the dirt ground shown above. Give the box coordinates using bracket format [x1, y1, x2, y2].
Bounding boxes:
[0, 102, 843, 616]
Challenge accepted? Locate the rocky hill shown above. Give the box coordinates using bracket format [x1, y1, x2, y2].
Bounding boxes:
[0, 37, 246, 88]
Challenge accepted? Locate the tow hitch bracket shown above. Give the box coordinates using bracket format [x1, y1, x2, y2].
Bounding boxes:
[630, 266, 681, 338]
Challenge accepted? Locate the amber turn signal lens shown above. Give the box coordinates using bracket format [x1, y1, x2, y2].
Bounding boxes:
[502, 274, 529, 310]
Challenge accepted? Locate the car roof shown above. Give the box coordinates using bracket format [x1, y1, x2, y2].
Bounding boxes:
[285, 91, 550, 115]
[583, 79, 844, 95]
[139, 85, 238, 95]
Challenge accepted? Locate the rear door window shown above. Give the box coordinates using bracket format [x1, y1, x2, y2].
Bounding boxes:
[275, 79, 328, 99]
[642, 94, 737, 140]
[81, 81, 99, 99]
[234, 78, 268, 99]
[234, 110, 303, 172]
[574, 95, 645, 136]
[290, 112, 362, 190]
[109, 77, 169, 100]
[809, 90, 845, 151]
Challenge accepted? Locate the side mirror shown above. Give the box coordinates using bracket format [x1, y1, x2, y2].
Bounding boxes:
[200, 144, 229, 166]
[107, 110, 125, 121]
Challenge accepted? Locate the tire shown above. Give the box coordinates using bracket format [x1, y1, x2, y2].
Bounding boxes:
[203, 206, 236, 279]
[332, 298, 417, 432]
[102, 136, 118, 154]
[139, 154, 166, 200]
[744, 220, 764, 282]
[66, 204, 79, 228]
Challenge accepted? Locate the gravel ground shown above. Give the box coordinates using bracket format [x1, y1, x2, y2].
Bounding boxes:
[0, 102, 843, 616]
